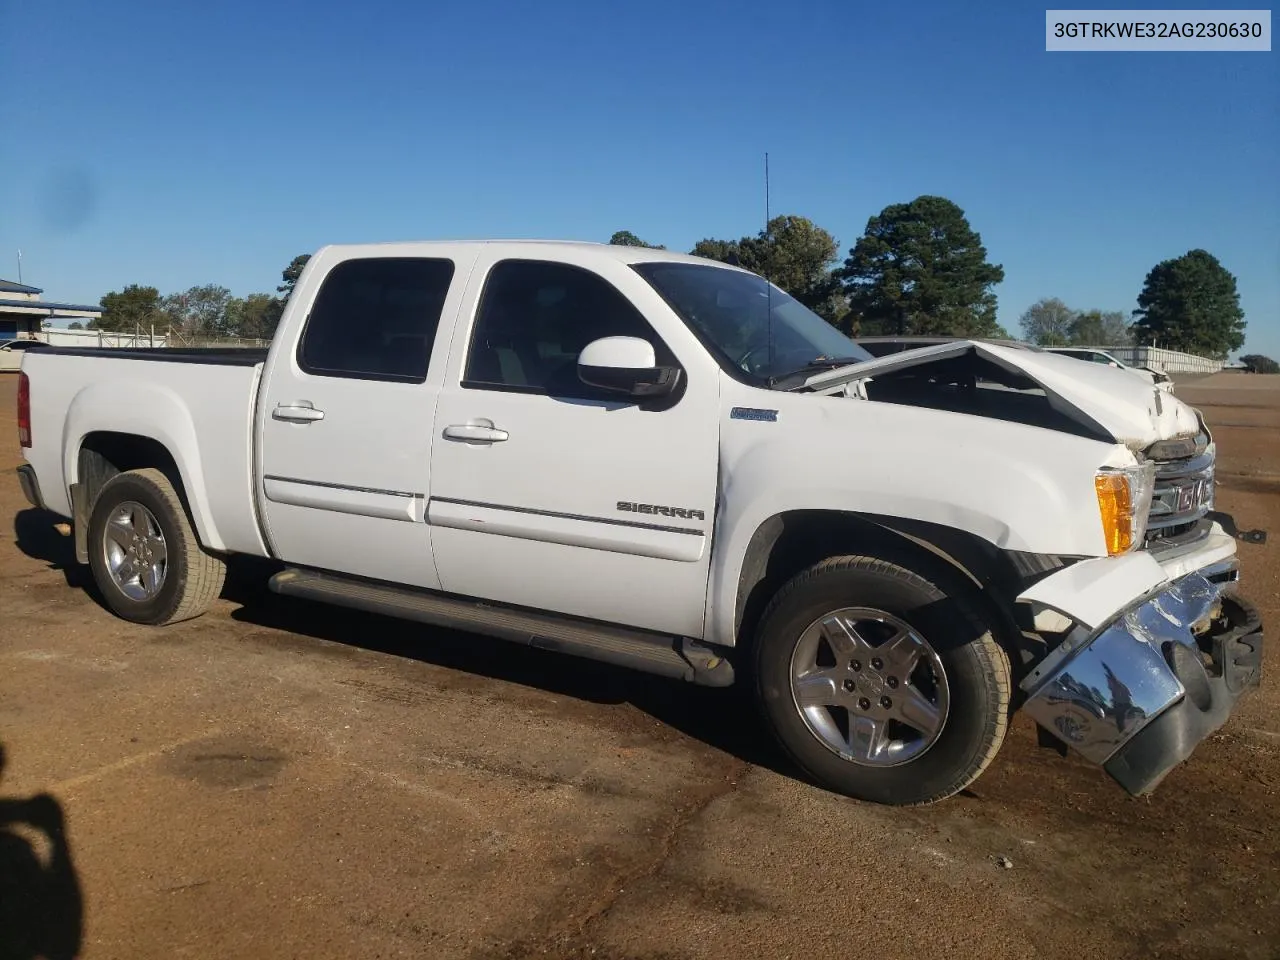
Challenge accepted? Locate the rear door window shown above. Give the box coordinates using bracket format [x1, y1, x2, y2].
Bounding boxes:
[298, 257, 455, 383]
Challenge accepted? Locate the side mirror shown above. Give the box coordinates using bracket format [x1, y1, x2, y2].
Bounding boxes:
[578, 336, 680, 399]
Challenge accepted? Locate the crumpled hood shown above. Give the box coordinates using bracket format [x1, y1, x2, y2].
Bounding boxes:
[805, 340, 1201, 450]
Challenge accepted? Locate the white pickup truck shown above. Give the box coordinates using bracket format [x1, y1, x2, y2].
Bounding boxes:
[15, 241, 1264, 805]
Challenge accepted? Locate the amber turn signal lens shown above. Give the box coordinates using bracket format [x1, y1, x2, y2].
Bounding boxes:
[1095, 472, 1134, 555]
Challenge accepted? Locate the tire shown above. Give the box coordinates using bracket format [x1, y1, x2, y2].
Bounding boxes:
[753, 555, 1011, 806]
[87, 468, 226, 626]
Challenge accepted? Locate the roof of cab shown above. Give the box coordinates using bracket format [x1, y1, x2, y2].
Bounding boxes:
[310, 239, 750, 270]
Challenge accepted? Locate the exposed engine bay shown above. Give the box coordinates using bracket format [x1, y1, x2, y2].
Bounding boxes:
[859, 353, 1111, 442]
[799, 339, 1202, 451]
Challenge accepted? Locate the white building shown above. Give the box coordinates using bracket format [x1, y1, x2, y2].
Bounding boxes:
[0, 279, 102, 339]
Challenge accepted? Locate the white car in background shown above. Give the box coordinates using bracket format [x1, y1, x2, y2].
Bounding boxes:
[1046, 347, 1175, 394]
[0, 338, 51, 372]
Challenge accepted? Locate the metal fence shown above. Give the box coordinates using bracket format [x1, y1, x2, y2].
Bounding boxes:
[38, 329, 272, 350]
[43, 329, 168, 349]
[1074, 345, 1224, 375]
[166, 334, 272, 349]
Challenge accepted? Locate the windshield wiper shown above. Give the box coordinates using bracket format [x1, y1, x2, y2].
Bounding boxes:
[793, 355, 865, 372]
[767, 356, 866, 388]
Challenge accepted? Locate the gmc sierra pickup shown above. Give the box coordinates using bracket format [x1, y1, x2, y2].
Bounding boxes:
[15, 240, 1264, 805]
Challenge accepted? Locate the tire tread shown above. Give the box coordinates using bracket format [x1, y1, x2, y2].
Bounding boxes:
[755, 554, 1012, 805]
[91, 467, 225, 625]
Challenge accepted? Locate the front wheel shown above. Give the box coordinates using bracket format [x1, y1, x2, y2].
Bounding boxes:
[753, 555, 1011, 805]
[87, 468, 226, 626]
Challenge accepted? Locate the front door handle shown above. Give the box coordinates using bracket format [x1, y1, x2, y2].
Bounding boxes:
[443, 422, 509, 444]
[273, 402, 325, 423]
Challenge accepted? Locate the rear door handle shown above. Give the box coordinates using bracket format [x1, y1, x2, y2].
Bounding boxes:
[443, 422, 509, 444]
[273, 402, 325, 423]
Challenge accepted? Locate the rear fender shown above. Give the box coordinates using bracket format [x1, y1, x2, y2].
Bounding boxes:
[63, 381, 223, 550]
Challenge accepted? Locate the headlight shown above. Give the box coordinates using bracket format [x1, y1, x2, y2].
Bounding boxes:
[1095, 462, 1156, 555]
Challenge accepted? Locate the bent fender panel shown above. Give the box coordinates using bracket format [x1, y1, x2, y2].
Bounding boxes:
[707, 390, 1124, 649]
[1016, 553, 1169, 631]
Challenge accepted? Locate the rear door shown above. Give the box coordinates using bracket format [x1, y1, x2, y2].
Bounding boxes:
[256, 248, 475, 587]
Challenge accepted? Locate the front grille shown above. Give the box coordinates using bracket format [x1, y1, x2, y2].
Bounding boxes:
[1145, 446, 1215, 546]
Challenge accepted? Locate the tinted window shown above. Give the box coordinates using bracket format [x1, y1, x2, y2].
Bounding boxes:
[298, 257, 455, 383]
[464, 260, 670, 397]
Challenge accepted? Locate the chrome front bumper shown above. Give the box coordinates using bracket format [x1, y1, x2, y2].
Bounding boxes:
[1021, 571, 1264, 795]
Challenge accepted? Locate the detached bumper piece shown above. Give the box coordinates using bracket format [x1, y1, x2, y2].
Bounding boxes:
[16, 464, 44, 510]
[1021, 572, 1264, 796]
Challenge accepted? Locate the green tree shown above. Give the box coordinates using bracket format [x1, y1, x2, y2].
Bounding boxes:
[1069, 309, 1131, 346]
[1239, 354, 1279, 374]
[227, 293, 285, 340]
[67, 321, 84, 330]
[1131, 249, 1245, 359]
[690, 215, 849, 326]
[839, 195, 1005, 337]
[278, 254, 311, 297]
[161, 284, 233, 337]
[95, 284, 164, 332]
[753, 215, 848, 326]
[608, 230, 665, 249]
[690, 237, 744, 265]
[1018, 297, 1076, 345]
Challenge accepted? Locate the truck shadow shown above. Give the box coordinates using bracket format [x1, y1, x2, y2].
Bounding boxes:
[0, 743, 84, 960]
[7, 516, 850, 789]
[11, 508, 99, 596]
[220, 557, 791, 781]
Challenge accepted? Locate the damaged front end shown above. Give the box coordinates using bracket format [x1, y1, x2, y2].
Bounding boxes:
[1018, 570, 1264, 795]
[799, 339, 1266, 794]
[803, 338, 1201, 451]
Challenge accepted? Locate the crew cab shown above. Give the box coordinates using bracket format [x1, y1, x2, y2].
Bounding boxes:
[14, 241, 1264, 805]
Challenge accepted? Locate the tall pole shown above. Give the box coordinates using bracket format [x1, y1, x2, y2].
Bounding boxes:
[16, 249, 22, 284]
[764, 152, 773, 375]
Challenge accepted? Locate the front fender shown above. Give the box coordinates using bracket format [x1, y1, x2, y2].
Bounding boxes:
[63, 380, 224, 550]
[706, 394, 1130, 648]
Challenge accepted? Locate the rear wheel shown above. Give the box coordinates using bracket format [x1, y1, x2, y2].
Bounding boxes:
[87, 468, 226, 625]
[754, 555, 1011, 805]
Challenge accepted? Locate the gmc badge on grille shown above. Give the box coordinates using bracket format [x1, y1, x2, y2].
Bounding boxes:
[1177, 480, 1210, 512]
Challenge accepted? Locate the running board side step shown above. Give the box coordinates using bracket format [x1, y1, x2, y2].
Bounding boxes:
[268, 568, 735, 687]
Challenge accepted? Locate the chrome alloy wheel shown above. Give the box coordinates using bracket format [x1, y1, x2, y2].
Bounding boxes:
[102, 500, 168, 601]
[789, 608, 950, 766]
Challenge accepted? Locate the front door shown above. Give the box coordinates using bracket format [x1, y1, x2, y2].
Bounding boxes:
[427, 254, 720, 638]
[257, 249, 473, 588]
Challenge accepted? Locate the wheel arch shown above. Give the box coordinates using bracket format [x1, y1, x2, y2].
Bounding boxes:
[63, 381, 223, 553]
[70, 430, 218, 561]
[729, 510, 1052, 675]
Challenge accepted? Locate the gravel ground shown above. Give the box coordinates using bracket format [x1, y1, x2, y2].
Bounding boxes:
[1, 372, 1277, 960]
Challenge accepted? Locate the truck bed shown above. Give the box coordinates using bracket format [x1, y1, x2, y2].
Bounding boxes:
[19, 349, 270, 558]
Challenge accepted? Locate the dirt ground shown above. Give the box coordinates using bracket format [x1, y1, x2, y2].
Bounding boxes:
[1, 372, 1277, 960]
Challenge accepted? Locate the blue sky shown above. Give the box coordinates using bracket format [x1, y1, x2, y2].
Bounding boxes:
[1, 0, 1276, 356]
